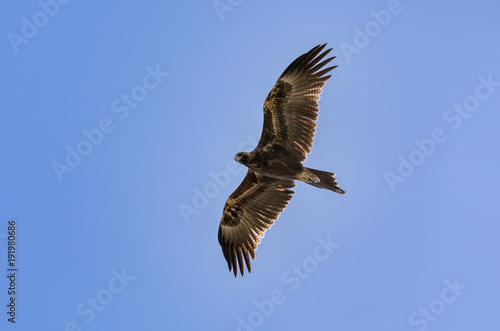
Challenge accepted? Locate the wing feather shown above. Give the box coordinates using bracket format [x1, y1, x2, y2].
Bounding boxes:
[218, 170, 295, 277]
[258, 43, 337, 161]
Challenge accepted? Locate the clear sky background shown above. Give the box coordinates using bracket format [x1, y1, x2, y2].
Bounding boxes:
[1, 1, 499, 330]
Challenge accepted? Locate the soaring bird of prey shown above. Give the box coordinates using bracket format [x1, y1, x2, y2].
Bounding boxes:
[217, 44, 345, 277]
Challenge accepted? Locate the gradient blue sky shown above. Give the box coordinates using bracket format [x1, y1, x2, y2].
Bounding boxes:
[2, 1, 500, 330]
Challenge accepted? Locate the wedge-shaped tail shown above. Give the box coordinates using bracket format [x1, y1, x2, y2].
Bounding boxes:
[302, 167, 345, 194]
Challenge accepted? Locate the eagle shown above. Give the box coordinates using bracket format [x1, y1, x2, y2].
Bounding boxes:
[217, 44, 345, 277]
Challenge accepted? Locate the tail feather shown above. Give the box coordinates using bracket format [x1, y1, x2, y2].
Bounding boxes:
[302, 167, 345, 194]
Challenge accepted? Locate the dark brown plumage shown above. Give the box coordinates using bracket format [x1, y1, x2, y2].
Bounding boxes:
[218, 44, 345, 277]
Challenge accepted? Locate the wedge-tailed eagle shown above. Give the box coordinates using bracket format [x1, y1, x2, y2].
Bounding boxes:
[218, 44, 345, 277]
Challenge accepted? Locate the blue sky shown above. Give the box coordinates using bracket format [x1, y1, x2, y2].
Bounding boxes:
[1, 1, 500, 330]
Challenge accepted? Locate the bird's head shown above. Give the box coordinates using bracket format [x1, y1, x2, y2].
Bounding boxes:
[234, 152, 250, 165]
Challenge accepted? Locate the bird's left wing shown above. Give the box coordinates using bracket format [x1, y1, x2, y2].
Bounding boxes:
[218, 169, 295, 277]
[257, 44, 336, 162]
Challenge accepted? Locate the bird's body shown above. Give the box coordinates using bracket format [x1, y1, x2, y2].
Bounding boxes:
[218, 44, 345, 277]
[235, 147, 301, 180]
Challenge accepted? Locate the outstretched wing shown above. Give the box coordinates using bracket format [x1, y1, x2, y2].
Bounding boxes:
[218, 170, 295, 277]
[258, 44, 336, 161]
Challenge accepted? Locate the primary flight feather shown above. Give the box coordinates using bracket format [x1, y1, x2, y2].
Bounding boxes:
[218, 44, 345, 277]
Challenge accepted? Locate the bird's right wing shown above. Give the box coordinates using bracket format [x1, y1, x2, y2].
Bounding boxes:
[218, 169, 295, 277]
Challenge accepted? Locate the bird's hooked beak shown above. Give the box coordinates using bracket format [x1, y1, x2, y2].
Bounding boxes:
[234, 152, 247, 164]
